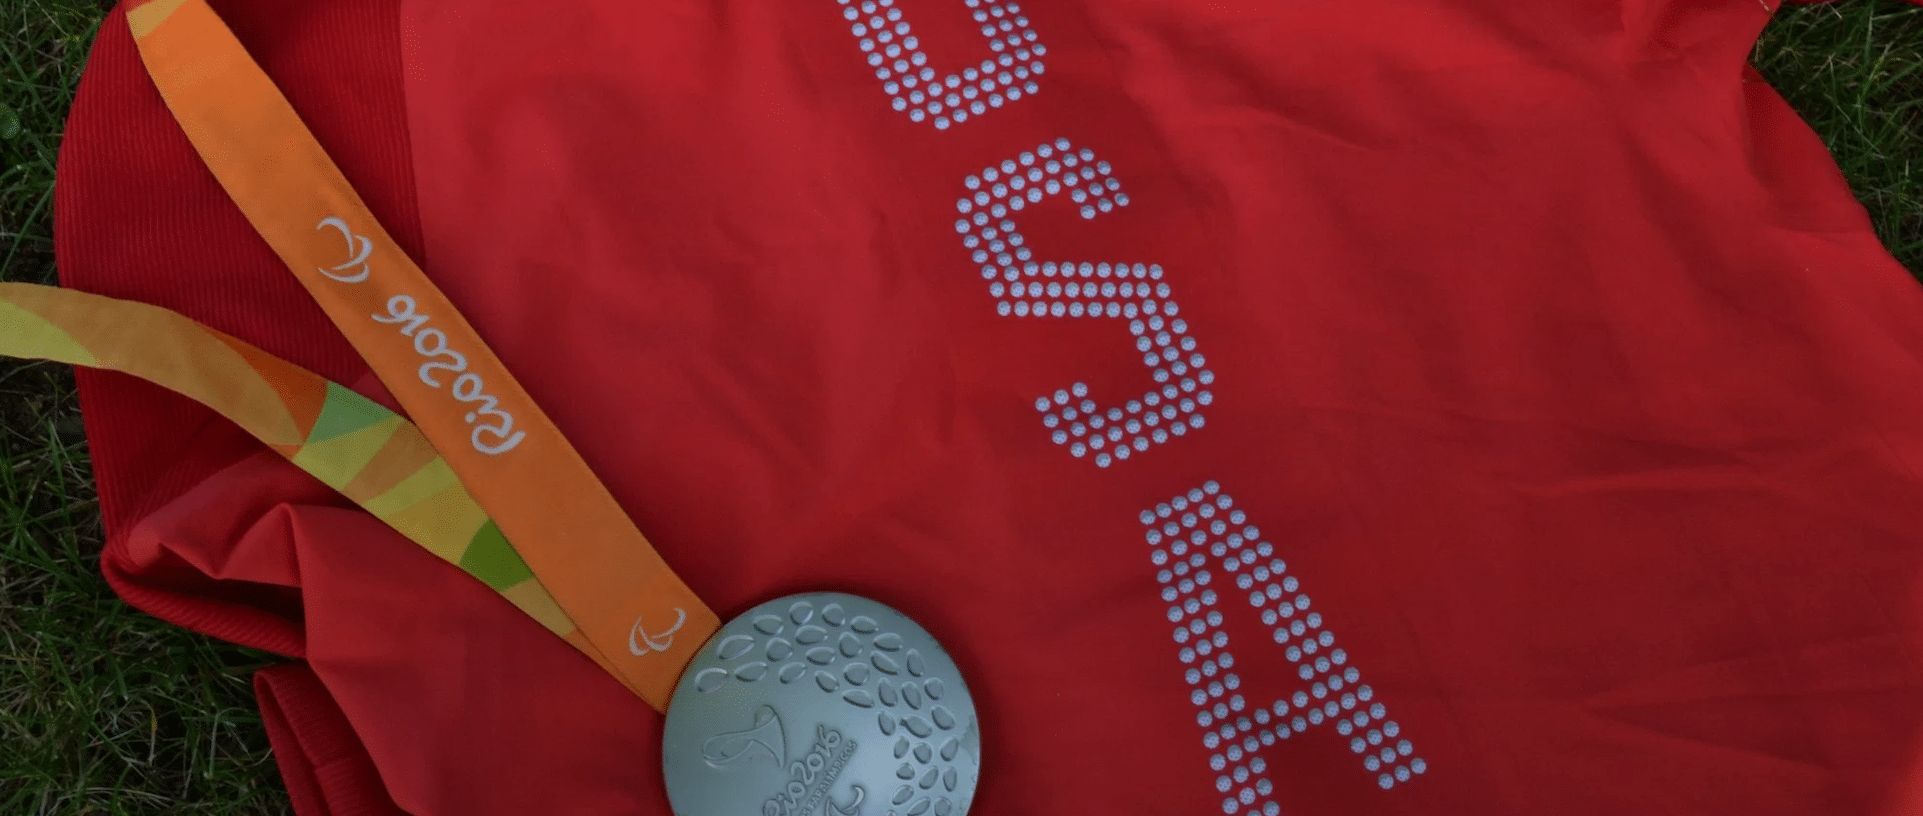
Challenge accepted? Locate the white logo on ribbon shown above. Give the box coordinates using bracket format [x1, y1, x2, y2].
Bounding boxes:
[316, 217, 373, 283]
[630, 608, 688, 656]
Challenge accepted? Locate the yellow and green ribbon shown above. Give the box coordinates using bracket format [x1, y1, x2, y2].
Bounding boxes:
[0, 282, 624, 674]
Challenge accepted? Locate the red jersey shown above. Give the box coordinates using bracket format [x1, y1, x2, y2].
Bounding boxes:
[57, 0, 1923, 813]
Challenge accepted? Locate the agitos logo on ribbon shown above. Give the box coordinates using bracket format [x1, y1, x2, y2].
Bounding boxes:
[315, 217, 373, 283]
[126, 0, 717, 710]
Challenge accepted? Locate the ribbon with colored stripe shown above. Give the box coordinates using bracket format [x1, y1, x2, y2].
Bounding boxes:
[125, 0, 716, 708]
[0, 282, 638, 680]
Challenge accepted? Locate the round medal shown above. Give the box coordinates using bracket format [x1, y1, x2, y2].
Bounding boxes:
[662, 593, 980, 816]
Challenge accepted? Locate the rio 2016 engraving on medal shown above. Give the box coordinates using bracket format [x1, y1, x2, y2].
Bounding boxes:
[663, 593, 980, 816]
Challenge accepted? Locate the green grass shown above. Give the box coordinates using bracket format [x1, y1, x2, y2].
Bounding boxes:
[0, 0, 1920, 812]
[1, 1, 290, 813]
[1754, 1, 1923, 268]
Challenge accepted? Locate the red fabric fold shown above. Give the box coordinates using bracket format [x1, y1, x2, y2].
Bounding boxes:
[256, 663, 408, 816]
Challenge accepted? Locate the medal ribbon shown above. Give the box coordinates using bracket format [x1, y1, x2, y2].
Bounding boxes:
[119, 0, 716, 709]
[0, 283, 628, 678]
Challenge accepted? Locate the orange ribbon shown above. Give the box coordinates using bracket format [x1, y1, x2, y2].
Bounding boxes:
[127, 0, 717, 710]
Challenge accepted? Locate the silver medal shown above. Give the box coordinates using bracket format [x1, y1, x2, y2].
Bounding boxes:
[663, 593, 981, 816]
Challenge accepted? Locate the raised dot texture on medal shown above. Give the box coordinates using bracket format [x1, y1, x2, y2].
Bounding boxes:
[816, 671, 839, 692]
[764, 638, 793, 661]
[693, 668, 728, 693]
[795, 625, 828, 645]
[898, 763, 916, 780]
[732, 662, 768, 682]
[896, 737, 912, 758]
[715, 635, 757, 661]
[844, 662, 871, 685]
[873, 632, 904, 651]
[839, 632, 863, 657]
[920, 767, 940, 789]
[906, 649, 927, 677]
[879, 679, 900, 706]
[937, 798, 953, 815]
[873, 651, 902, 675]
[851, 615, 880, 633]
[844, 689, 875, 707]
[907, 797, 932, 815]
[789, 601, 814, 625]
[924, 678, 945, 699]
[902, 682, 924, 709]
[893, 785, 915, 805]
[879, 711, 898, 735]
[931, 705, 956, 730]
[904, 715, 934, 738]
[941, 737, 961, 761]
[914, 742, 933, 763]
[807, 647, 837, 665]
[752, 615, 785, 635]
[944, 768, 959, 791]
[778, 662, 807, 684]
[821, 603, 846, 627]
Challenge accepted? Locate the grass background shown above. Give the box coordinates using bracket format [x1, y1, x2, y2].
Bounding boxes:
[3, 2, 293, 813]
[1, 0, 1919, 812]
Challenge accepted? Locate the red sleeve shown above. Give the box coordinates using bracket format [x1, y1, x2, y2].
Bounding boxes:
[60, 2, 396, 810]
